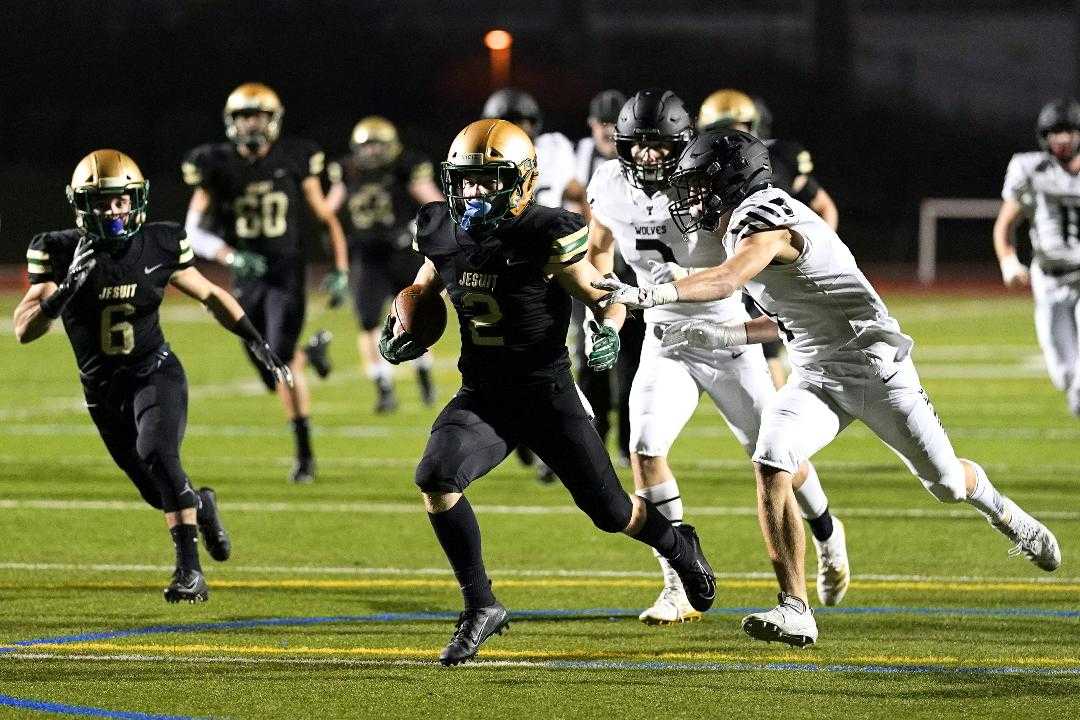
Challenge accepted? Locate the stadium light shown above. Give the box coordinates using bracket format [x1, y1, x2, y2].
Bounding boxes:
[485, 29, 512, 87]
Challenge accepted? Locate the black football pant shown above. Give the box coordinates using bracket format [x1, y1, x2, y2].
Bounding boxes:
[351, 247, 423, 331]
[415, 369, 633, 533]
[235, 272, 307, 390]
[83, 350, 198, 514]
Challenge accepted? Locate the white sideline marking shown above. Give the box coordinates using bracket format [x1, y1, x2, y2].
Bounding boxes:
[0, 561, 1076, 586]
[0, 497, 1077, 521]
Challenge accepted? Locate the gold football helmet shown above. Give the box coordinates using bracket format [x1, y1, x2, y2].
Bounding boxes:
[350, 116, 402, 168]
[223, 82, 284, 148]
[697, 89, 761, 135]
[441, 119, 537, 231]
[66, 149, 149, 245]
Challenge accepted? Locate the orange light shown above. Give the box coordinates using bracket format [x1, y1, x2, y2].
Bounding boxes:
[484, 29, 513, 51]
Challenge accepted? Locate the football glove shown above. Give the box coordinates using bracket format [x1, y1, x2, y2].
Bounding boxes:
[378, 314, 426, 365]
[248, 340, 294, 388]
[227, 250, 268, 280]
[591, 276, 679, 310]
[647, 259, 692, 284]
[661, 320, 747, 353]
[322, 269, 349, 308]
[586, 319, 620, 371]
[40, 235, 97, 318]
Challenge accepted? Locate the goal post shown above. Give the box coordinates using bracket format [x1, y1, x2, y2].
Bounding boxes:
[917, 198, 1002, 285]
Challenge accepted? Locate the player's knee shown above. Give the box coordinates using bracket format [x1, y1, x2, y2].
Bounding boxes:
[578, 489, 632, 533]
[634, 453, 669, 484]
[414, 457, 456, 495]
[921, 464, 967, 504]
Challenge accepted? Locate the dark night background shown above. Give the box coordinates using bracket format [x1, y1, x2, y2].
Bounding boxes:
[0, 0, 1077, 269]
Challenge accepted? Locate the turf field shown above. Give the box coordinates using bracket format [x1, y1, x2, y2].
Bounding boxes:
[0, 287, 1077, 719]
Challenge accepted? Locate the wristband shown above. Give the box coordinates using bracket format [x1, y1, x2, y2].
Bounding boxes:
[721, 322, 749, 347]
[39, 284, 72, 319]
[651, 282, 679, 306]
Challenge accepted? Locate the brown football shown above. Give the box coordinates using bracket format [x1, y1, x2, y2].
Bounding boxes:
[391, 283, 447, 349]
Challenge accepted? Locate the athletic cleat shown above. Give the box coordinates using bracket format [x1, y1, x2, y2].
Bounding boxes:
[992, 501, 1061, 572]
[515, 445, 535, 467]
[196, 487, 231, 562]
[417, 366, 436, 407]
[164, 568, 209, 604]
[439, 602, 510, 666]
[375, 378, 398, 414]
[812, 517, 849, 606]
[638, 584, 703, 626]
[304, 330, 333, 379]
[666, 524, 716, 612]
[289, 456, 316, 485]
[742, 592, 818, 648]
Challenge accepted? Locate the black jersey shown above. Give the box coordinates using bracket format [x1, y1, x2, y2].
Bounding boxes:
[765, 138, 821, 205]
[414, 202, 588, 382]
[181, 137, 324, 266]
[328, 150, 434, 254]
[26, 223, 194, 379]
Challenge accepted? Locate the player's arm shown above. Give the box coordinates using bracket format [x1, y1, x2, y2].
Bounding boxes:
[169, 267, 293, 387]
[184, 187, 234, 265]
[409, 177, 445, 205]
[301, 177, 348, 274]
[554, 257, 625, 371]
[807, 187, 839, 230]
[412, 257, 445, 293]
[993, 198, 1029, 288]
[585, 215, 616, 275]
[378, 257, 443, 365]
[13, 281, 59, 344]
[661, 313, 780, 353]
[562, 178, 587, 217]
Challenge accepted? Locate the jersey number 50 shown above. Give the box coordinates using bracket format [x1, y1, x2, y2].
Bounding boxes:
[234, 191, 289, 239]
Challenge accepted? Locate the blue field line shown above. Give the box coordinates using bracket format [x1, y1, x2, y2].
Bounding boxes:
[0, 694, 197, 720]
[2, 604, 1076, 654]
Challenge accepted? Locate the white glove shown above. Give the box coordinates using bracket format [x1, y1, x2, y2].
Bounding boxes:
[661, 320, 748, 353]
[1000, 254, 1030, 288]
[591, 277, 679, 310]
[647, 259, 692, 284]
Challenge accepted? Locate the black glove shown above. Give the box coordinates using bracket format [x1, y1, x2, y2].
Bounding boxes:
[248, 340, 294, 388]
[378, 314, 426, 365]
[40, 235, 96, 318]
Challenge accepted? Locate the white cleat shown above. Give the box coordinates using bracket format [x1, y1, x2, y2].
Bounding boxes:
[638, 585, 703, 626]
[741, 592, 818, 648]
[992, 501, 1061, 572]
[812, 517, 850, 606]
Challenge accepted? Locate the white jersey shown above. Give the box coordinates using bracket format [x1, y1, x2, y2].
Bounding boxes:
[1002, 151, 1080, 272]
[717, 186, 913, 380]
[575, 136, 606, 187]
[588, 159, 746, 325]
[534, 132, 577, 209]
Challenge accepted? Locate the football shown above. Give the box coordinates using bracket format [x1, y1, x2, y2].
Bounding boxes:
[391, 283, 447, 349]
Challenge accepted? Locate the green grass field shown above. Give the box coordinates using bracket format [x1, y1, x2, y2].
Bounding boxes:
[1, 288, 1078, 719]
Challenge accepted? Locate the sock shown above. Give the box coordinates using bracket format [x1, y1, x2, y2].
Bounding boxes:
[637, 480, 684, 578]
[170, 523, 201, 572]
[428, 496, 496, 609]
[630, 497, 686, 560]
[291, 417, 313, 460]
[965, 462, 1009, 525]
[795, 463, 833, 540]
[414, 352, 433, 371]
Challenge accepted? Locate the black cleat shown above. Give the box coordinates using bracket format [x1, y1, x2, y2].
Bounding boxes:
[289, 456, 316, 485]
[375, 378, 398, 414]
[196, 487, 231, 562]
[417, 366, 436, 407]
[164, 568, 209, 604]
[304, 330, 333, 379]
[667, 524, 716, 612]
[439, 602, 510, 667]
[515, 445, 535, 467]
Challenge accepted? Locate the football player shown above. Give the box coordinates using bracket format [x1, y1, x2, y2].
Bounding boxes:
[698, 89, 839, 389]
[379, 119, 717, 666]
[993, 98, 1080, 415]
[14, 150, 292, 603]
[575, 89, 626, 188]
[325, 116, 443, 413]
[588, 90, 848, 625]
[596, 129, 1061, 648]
[181, 83, 349, 484]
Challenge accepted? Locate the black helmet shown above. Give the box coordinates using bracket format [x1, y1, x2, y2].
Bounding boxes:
[667, 129, 772, 234]
[614, 89, 693, 189]
[1036, 98, 1080, 152]
[482, 88, 543, 134]
[588, 89, 626, 124]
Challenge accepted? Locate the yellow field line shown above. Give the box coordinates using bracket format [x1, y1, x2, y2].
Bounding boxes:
[4, 578, 1079, 593]
[12, 641, 1080, 669]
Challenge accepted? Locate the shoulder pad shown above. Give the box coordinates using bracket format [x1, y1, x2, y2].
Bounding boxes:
[728, 188, 799, 242]
[537, 207, 588, 271]
[26, 230, 78, 283]
[414, 202, 455, 257]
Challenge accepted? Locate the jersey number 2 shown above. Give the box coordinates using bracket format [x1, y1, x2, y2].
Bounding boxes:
[461, 292, 504, 346]
[100, 303, 135, 355]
